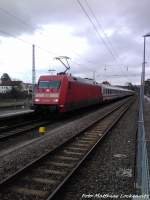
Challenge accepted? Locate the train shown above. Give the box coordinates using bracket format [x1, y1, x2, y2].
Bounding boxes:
[32, 73, 134, 113]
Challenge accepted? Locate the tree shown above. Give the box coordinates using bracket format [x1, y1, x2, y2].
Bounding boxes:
[1, 73, 11, 82]
[102, 81, 111, 85]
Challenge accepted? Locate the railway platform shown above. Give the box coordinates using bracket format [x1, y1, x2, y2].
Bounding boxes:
[0, 108, 33, 118]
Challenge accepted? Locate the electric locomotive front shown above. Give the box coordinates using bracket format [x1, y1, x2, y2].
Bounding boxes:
[33, 74, 102, 113]
[33, 75, 67, 112]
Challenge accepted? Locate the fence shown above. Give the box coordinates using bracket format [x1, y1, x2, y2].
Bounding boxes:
[134, 86, 150, 199]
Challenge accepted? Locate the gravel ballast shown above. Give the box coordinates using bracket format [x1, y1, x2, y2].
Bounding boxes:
[53, 100, 138, 200]
[0, 99, 129, 182]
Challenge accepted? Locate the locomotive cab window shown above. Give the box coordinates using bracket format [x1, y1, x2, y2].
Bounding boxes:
[38, 80, 61, 89]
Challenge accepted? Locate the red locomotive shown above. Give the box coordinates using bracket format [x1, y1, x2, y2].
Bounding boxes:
[33, 73, 133, 113]
[33, 74, 102, 112]
[33, 56, 133, 113]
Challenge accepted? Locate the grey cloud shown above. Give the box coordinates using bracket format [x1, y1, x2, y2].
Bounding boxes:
[0, 0, 150, 84]
[0, 0, 86, 35]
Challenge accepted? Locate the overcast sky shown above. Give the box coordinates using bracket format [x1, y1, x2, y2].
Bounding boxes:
[0, 0, 150, 85]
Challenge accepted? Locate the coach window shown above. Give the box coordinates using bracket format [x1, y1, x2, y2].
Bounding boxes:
[104, 89, 106, 95]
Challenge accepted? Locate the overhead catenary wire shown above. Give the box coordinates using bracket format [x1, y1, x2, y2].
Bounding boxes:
[0, 29, 59, 56]
[75, 0, 130, 79]
[0, 28, 97, 74]
[0, 7, 35, 30]
[0, 28, 142, 81]
[84, 0, 119, 61]
[75, 0, 118, 62]
[0, 8, 100, 71]
[0, 3, 140, 83]
[0, 6, 98, 67]
[0, 4, 127, 74]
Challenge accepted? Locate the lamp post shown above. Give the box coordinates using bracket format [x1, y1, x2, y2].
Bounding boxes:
[137, 33, 150, 196]
[141, 33, 150, 109]
[32, 44, 35, 105]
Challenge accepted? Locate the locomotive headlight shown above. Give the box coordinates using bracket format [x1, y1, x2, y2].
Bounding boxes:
[53, 98, 58, 102]
[35, 98, 40, 102]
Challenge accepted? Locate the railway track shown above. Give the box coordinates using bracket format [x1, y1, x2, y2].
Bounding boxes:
[0, 97, 135, 200]
[0, 118, 51, 140]
[0, 99, 125, 140]
[0, 112, 35, 132]
[0, 103, 104, 140]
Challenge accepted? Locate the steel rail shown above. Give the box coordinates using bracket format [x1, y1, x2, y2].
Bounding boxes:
[0, 98, 130, 140]
[0, 118, 51, 140]
[0, 97, 135, 200]
[47, 100, 133, 200]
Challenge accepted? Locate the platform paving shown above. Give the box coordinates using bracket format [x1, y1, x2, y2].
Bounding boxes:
[0, 108, 33, 118]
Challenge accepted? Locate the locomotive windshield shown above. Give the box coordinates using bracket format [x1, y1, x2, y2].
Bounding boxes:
[39, 80, 61, 89]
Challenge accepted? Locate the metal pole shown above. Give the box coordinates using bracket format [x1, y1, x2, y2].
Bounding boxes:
[32, 44, 35, 104]
[93, 71, 95, 82]
[141, 36, 146, 108]
[135, 35, 150, 199]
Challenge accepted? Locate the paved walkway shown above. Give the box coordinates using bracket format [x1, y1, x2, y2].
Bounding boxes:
[0, 108, 33, 118]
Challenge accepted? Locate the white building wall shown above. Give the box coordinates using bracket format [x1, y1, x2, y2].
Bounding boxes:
[0, 86, 12, 93]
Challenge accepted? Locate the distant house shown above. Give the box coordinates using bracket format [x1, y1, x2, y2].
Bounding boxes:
[0, 80, 22, 94]
[0, 81, 12, 93]
[21, 82, 33, 95]
[0, 73, 33, 95]
[0, 73, 13, 93]
[145, 79, 150, 86]
[0, 81, 33, 95]
[102, 81, 111, 85]
[145, 79, 150, 96]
